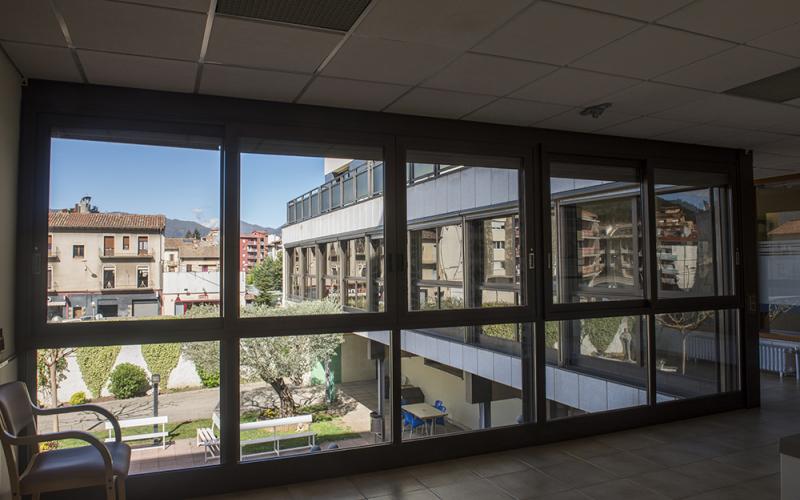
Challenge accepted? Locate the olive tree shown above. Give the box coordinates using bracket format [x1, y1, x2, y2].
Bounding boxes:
[37, 348, 76, 431]
[183, 299, 344, 416]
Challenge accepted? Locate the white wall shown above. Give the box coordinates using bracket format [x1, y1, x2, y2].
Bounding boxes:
[0, 49, 20, 500]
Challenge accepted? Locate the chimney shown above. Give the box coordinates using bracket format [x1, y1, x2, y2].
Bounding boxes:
[77, 196, 92, 213]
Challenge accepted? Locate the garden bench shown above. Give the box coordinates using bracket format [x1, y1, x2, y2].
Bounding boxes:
[196, 413, 316, 462]
[105, 415, 168, 450]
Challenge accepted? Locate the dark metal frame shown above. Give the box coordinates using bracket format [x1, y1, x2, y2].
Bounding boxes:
[14, 80, 758, 500]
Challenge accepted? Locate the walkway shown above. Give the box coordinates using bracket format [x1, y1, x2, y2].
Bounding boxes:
[195, 375, 795, 499]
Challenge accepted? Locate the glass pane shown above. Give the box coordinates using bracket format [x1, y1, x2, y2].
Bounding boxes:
[756, 180, 800, 337]
[545, 316, 647, 419]
[240, 139, 384, 316]
[344, 177, 355, 205]
[407, 150, 522, 311]
[373, 163, 384, 195]
[400, 322, 531, 440]
[37, 341, 220, 472]
[655, 309, 740, 400]
[550, 162, 643, 304]
[47, 129, 221, 323]
[356, 171, 369, 199]
[656, 169, 733, 298]
[239, 332, 392, 461]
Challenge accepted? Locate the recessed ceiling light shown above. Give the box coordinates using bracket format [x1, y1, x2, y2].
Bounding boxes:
[580, 103, 612, 119]
[216, 0, 371, 32]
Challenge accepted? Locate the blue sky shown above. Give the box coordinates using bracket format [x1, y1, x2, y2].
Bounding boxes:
[50, 139, 326, 229]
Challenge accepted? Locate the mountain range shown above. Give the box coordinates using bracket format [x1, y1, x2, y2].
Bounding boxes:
[165, 218, 280, 238]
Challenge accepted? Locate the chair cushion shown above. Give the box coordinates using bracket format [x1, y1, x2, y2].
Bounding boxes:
[20, 441, 130, 494]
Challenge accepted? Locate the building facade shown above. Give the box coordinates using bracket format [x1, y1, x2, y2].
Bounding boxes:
[47, 196, 165, 320]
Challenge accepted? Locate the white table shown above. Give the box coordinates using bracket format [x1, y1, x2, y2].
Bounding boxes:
[402, 403, 447, 436]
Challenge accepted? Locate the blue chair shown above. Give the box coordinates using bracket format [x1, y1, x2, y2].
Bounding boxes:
[402, 410, 425, 436]
[433, 400, 447, 426]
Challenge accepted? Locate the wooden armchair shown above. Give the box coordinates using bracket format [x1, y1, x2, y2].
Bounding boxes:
[0, 381, 130, 500]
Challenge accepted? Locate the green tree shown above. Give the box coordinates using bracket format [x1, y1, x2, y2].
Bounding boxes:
[193, 228, 201, 240]
[37, 348, 76, 431]
[183, 298, 344, 416]
[184, 230, 193, 238]
[251, 251, 283, 306]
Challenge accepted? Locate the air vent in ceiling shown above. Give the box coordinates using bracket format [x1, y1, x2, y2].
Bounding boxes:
[216, 0, 371, 32]
[725, 66, 800, 103]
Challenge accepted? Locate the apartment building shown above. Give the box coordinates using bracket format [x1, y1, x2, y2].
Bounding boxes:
[47, 196, 165, 320]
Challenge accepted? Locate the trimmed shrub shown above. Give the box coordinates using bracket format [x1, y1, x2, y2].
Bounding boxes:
[77, 346, 120, 399]
[69, 391, 88, 406]
[581, 316, 622, 354]
[141, 343, 181, 387]
[544, 322, 560, 349]
[109, 363, 150, 399]
[196, 367, 220, 388]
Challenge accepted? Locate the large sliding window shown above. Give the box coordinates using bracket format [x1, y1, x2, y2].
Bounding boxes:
[22, 86, 749, 495]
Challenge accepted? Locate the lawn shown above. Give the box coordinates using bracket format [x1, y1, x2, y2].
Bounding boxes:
[54, 414, 362, 453]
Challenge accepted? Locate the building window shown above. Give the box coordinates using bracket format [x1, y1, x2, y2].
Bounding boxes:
[103, 235, 114, 256]
[304, 247, 317, 300]
[103, 268, 115, 289]
[137, 267, 149, 288]
[47, 267, 52, 290]
[122, 235, 130, 250]
[48, 234, 52, 256]
[471, 215, 521, 307]
[409, 225, 464, 310]
[72, 244, 84, 258]
[344, 238, 367, 310]
[186, 264, 192, 272]
[138, 236, 149, 255]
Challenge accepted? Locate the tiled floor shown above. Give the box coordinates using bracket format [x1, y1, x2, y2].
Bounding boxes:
[196, 375, 799, 500]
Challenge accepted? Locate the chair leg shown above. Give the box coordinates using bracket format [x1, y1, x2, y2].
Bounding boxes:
[106, 477, 116, 500]
[116, 476, 127, 500]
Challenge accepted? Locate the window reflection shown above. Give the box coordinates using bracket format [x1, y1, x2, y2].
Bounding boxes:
[551, 163, 643, 304]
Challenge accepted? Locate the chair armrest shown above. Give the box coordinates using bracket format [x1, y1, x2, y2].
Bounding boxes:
[4, 429, 114, 478]
[33, 404, 122, 443]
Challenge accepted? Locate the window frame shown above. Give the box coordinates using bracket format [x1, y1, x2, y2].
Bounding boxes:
[17, 84, 754, 498]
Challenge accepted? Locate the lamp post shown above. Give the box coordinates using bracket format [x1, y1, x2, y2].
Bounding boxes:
[151, 373, 160, 445]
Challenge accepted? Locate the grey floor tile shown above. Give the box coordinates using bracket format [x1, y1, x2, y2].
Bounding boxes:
[511, 445, 575, 469]
[683, 473, 779, 500]
[629, 442, 707, 468]
[370, 490, 440, 500]
[559, 438, 621, 459]
[712, 445, 780, 476]
[578, 478, 670, 500]
[404, 460, 479, 488]
[430, 478, 513, 500]
[457, 451, 531, 478]
[584, 451, 663, 478]
[671, 459, 761, 492]
[287, 477, 364, 500]
[488, 468, 572, 499]
[349, 469, 426, 498]
[538, 460, 616, 489]
[534, 491, 592, 500]
[594, 430, 666, 451]
[628, 469, 707, 499]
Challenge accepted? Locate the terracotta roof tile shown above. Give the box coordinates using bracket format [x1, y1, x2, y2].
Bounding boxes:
[49, 211, 166, 232]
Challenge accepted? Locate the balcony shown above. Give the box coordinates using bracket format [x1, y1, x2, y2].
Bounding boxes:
[47, 247, 60, 261]
[99, 248, 154, 261]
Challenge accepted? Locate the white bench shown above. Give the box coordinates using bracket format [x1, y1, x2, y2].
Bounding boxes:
[105, 415, 168, 450]
[195, 413, 316, 462]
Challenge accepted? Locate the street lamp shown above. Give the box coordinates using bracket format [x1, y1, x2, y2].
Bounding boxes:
[151, 373, 160, 445]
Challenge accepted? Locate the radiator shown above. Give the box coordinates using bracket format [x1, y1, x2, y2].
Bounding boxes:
[760, 341, 799, 379]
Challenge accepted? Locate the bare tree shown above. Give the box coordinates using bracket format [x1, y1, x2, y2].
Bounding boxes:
[656, 311, 713, 374]
[37, 348, 77, 432]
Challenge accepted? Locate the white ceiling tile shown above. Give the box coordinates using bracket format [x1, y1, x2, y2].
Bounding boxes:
[322, 36, 459, 85]
[424, 53, 556, 96]
[599, 116, 692, 138]
[554, 0, 694, 21]
[78, 50, 196, 93]
[464, 98, 571, 126]
[511, 68, 638, 106]
[121, 0, 211, 13]
[750, 22, 800, 58]
[655, 124, 787, 149]
[658, 0, 800, 42]
[385, 88, 495, 119]
[603, 82, 710, 115]
[356, 0, 532, 50]
[206, 16, 342, 73]
[298, 76, 410, 111]
[786, 98, 800, 107]
[573, 25, 733, 79]
[1, 41, 82, 82]
[535, 108, 637, 133]
[474, 2, 642, 65]
[754, 151, 800, 168]
[199, 64, 310, 103]
[760, 107, 800, 135]
[758, 137, 800, 156]
[56, 0, 205, 60]
[654, 94, 799, 130]
[655, 46, 800, 92]
[0, 0, 65, 46]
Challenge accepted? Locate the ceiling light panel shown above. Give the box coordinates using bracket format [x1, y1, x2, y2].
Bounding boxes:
[216, 0, 370, 31]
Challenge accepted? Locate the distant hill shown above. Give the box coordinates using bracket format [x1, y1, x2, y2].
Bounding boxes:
[165, 218, 280, 238]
